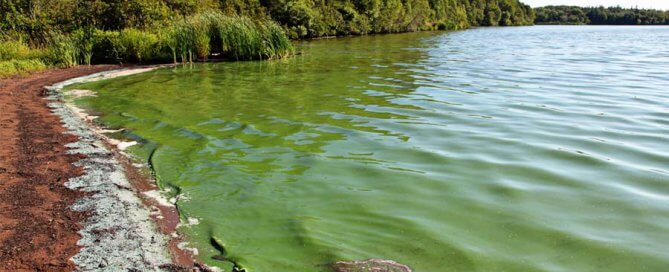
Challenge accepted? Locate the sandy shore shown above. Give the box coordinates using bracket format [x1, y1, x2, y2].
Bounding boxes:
[0, 66, 205, 271]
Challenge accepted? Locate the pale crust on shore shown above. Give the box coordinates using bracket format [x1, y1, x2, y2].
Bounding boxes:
[46, 66, 210, 271]
[0, 66, 118, 270]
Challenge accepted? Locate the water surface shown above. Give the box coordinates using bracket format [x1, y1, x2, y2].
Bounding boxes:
[70, 26, 669, 271]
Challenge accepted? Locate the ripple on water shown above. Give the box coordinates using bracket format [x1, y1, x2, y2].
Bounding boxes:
[68, 26, 669, 271]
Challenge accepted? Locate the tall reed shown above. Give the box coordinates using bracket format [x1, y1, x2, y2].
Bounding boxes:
[211, 14, 294, 60]
[72, 28, 95, 65]
[163, 12, 294, 63]
[157, 26, 179, 64]
[49, 33, 78, 67]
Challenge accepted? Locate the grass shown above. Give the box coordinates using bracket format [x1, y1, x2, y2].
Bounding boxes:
[0, 40, 32, 60]
[0, 40, 49, 78]
[0, 59, 48, 78]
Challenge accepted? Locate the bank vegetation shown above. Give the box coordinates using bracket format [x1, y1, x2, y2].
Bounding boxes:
[1, 0, 535, 78]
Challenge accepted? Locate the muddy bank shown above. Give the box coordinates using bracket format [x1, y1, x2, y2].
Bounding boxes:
[46, 66, 206, 271]
[0, 66, 204, 271]
[0, 66, 117, 270]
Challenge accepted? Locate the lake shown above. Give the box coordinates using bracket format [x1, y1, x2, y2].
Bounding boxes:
[69, 26, 669, 271]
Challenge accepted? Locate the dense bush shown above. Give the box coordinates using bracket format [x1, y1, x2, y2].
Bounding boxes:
[0, 11, 294, 73]
[91, 30, 124, 64]
[535, 6, 669, 25]
[0, 39, 51, 78]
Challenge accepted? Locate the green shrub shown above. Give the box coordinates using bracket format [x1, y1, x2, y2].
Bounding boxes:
[0, 40, 32, 60]
[13, 58, 47, 72]
[119, 29, 159, 63]
[91, 30, 124, 64]
[0, 60, 18, 78]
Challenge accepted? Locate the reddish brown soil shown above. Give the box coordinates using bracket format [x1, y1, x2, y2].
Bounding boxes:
[0, 66, 118, 270]
[0, 66, 210, 272]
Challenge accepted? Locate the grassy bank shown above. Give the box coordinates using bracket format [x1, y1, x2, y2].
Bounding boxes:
[0, 12, 294, 78]
[0, 0, 536, 78]
[0, 40, 49, 78]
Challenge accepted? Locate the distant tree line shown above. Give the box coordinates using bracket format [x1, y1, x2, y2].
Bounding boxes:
[535, 6, 669, 25]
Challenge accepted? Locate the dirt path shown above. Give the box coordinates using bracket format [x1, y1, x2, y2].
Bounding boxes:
[0, 66, 118, 270]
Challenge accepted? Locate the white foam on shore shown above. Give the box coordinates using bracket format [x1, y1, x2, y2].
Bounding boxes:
[143, 190, 174, 207]
[177, 241, 200, 256]
[46, 67, 174, 271]
[117, 140, 138, 150]
[67, 89, 97, 98]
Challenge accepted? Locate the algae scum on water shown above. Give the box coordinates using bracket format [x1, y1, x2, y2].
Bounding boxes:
[67, 27, 669, 271]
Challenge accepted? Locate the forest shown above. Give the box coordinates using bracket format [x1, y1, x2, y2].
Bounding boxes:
[0, 0, 535, 77]
[535, 6, 669, 25]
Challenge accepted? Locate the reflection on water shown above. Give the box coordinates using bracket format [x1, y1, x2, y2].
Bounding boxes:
[71, 26, 669, 271]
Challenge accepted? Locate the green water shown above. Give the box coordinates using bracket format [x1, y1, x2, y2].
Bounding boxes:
[69, 26, 669, 271]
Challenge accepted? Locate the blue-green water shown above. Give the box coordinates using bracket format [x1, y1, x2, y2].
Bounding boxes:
[70, 26, 669, 271]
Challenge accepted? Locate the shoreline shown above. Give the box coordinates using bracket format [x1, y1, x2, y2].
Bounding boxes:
[48, 65, 415, 272]
[0, 66, 206, 271]
[46, 66, 210, 271]
[0, 64, 412, 272]
[0, 66, 117, 270]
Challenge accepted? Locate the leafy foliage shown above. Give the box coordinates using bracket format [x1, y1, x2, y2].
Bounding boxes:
[2, 0, 535, 44]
